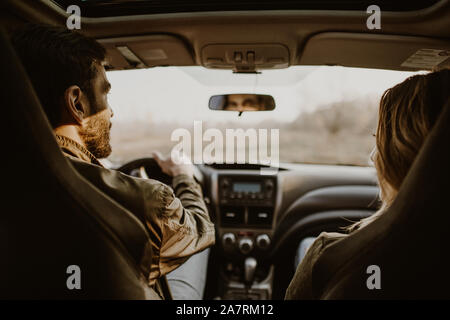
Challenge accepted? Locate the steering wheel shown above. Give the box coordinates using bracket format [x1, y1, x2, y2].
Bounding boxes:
[117, 157, 173, 186]
[117, 157, 205, 187]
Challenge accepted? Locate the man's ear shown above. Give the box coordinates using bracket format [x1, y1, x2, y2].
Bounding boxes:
[63, 85, 88, 125]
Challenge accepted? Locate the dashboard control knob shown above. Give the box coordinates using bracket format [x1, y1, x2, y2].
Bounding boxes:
[256, 234, 271, 249]
[222, 233, 236, 247]
[264, 180, 274, 190]
[221, 179, 231, 189]
[264, 180, 275, 198]
[239, 237, 254, 255]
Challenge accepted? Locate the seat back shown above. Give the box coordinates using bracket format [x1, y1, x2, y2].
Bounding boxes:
[0, 28, 157, 299]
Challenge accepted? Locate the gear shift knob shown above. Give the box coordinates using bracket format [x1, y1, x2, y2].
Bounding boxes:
[244, 257, 257, 288]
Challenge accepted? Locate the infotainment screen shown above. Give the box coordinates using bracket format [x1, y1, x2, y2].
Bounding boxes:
[232, 182, 261, 193]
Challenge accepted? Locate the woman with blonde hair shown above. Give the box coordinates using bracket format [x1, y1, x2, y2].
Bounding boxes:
[285, 68, 450, 299]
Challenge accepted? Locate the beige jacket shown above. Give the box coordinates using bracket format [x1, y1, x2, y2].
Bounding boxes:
[56, 135, 215, 286]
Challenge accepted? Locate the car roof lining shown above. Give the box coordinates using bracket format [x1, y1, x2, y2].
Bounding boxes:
[51, 0, 443, 17]
[2, 0, 450, 71]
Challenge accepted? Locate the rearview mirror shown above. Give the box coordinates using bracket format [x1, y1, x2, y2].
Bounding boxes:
[209, 94, 276, 112]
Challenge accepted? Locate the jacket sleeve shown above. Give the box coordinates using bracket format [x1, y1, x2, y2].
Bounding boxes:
[66, 158, 215, 286]
[148, 174, 215, 282]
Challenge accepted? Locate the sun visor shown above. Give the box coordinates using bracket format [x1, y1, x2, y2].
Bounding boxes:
[98, 34, 194, 70]
[299, 32, 450, 71]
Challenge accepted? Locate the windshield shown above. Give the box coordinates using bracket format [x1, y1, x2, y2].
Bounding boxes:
[106, 66, 422, 167]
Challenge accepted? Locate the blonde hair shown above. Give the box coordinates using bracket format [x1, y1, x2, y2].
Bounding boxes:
[348, 68, 450, 232]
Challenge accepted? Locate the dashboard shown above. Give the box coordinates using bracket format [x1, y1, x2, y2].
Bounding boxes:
[198, 163, 380, 299]
[214, 173, 279, 256]
[123, 160, 380, 299]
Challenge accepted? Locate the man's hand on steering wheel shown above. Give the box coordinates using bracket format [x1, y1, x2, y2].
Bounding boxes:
[152, 151, 194, 178]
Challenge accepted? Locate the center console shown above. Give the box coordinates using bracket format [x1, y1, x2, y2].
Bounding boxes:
[211, 171, 280, 299]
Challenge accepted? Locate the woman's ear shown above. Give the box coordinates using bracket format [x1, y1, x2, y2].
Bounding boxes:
[63, 85, 88, 125]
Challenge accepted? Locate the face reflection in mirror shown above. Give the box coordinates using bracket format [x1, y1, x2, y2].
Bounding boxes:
[224, 94, 261, 112]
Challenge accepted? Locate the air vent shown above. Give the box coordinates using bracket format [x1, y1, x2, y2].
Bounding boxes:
[220, 206, 245, 226]
[248, 206, 274, 227]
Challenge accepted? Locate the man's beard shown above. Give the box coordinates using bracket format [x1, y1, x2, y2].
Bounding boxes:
[79, 113, 112, 159]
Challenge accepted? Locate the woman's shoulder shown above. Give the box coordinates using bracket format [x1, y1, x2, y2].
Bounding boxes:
[304, 232, 348, 271]
[285, 231, 348, 300]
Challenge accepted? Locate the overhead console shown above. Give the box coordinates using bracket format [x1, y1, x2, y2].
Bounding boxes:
[202, 44, 290, 72]
[98, 35, 194, 70]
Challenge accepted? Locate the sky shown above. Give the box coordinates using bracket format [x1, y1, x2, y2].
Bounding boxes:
[106, 65, 422, 125]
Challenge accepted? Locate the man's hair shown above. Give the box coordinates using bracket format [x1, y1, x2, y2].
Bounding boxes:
[11, 24, 106, 127]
